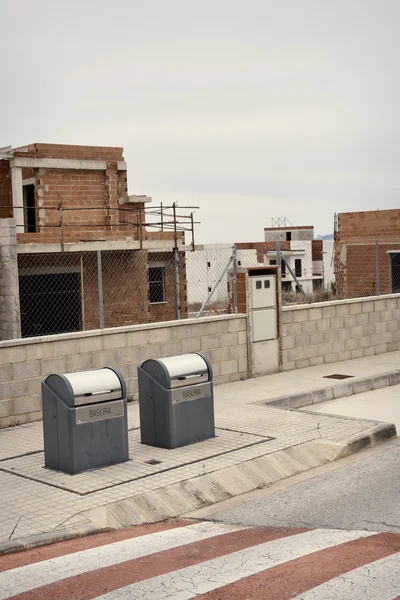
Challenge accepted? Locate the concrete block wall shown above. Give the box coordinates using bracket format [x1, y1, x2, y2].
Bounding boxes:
[281, 294, 400, 371]
[0, 314, 248, 428]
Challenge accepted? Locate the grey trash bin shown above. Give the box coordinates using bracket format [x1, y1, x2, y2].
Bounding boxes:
[42, 367, 129, 474]
[138, 353, 215, 449]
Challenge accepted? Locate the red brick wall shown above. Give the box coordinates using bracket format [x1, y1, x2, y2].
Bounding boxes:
[0, 161, 12, 219]
[336, 209, 400, 242]
[13, 143, 124, 162]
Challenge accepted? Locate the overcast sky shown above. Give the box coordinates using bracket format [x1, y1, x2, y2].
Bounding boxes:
[1, 1, 399, 243]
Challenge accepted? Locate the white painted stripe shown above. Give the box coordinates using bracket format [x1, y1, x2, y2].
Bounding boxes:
[0, 522, 245, 600]
[291, 552, 400, 600]
[93, 528, 375, 600]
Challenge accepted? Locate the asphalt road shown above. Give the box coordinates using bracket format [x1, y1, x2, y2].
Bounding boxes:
[210, 440, 400, 532]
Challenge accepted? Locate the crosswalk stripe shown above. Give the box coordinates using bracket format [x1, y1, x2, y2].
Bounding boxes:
[5, 525, 307, 600]
[291, 552, 400, 599]
[193, 531, 400, 600]
[91, 528, 375, 600]
[0, 521, 246, 600]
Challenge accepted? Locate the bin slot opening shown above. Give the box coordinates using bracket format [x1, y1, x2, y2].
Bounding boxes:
[83, 390, 113, 397]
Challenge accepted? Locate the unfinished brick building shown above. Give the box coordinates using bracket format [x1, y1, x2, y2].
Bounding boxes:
[334, 209, 400, 298]
[0, 143, 188, 339]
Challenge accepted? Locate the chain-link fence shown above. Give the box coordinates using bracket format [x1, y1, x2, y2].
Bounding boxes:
[12, 239, 400, 339]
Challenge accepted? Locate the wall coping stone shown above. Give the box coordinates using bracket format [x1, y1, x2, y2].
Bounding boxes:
[282, 293, 400, 313]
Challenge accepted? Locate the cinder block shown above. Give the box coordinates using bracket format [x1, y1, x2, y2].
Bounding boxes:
[375, 343, 388, 355]
[308, 308, 322, 321]
[381, 310, 393, 322]
[0, 399, 12, 418]
[295, 359, 311, 369]
[310, 356, 324, 366]
[182, 337, 201, 353]
[369, 311, 380, 324]
[332, 316, 345, 329]
[26, 342, 53, 361]
[337, 329, 351, 341]
[357, 336, 370, 349]
[40, 356, 67, 376]
[363, 346, 376, 357]
[228, 318, 246, 332]
[115, 346, 139, 365]
[238, 331, 247, 344]
[77, 336, 102, 354]
[220, 332, 238, 347]
[208, 321, 228, 335]
[67, 353, 93, 372]
[212, 362, 221, 377]
[282, 336, 295, 350]
[285, 323, 303, 336]
[349, 302, 362, 314]
[12, 395, 41, 416]
[374, 299, 386, 311]
[322, 305, 336, 318]
[331, 340, 346, 353]
[350, 326, 364, 338]
[386, 298, 397, 310]
[388, 341, 400, 352]
[189, 323, 210, 338]
[302, 321, 317, 334]
[351, 349, 364, 360]
[370, 333, 383, 345]
[362, 302, 374, 313]
[170, 324, 191, 339]
[125, 330, 149, 346]
[337, 351, 352, 362]
[52, 339, 78, 357]
[91, 349, 117, 368]
[343, 315, 356, 328]
[345, 338, 358, 351]
[149, 328, 171, 344]
[324, 330, 339, 342]
[317, 343, 332, 357]
[356, 313, 369, 326]
[375, 322, 388, 334]
[363, 324, 376, 336]
[336, 304, 350, 317]
[295, 334, 311, 348]
[229, 344, 247, 360]
[0, 346, 26, 364]
[293, 310, 309, 323]
[220, 359, 239, 375]
[393, 330, 400, 342]
[316, 319, 330, 332]
[238, 357, 248, 373]
[201, 335, 221, 351]
[13, 360, 40, 380]
[282, 361, 296, 371]
[0, 380, 27, 401]
[0, 363, 12, 383]
[325, 353, 339, 364]
[310, 332, 325, 345]
[387, 320, 399, 332]
[288, 347, 304, 362]
[281, 310, 294, 324]
[159, 340, 182, 357]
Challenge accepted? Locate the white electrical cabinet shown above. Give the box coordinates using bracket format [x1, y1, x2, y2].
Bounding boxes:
[248, 274, 278, 343]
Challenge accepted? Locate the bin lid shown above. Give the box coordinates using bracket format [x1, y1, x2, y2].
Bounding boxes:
[44, 367, 123, 407]
[140, 353, 211, 389]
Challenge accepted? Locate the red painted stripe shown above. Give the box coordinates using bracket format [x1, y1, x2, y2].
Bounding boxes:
[0, 520, 192, 572]
[195, 532, 400, 600]
[6, 526, 308, 600]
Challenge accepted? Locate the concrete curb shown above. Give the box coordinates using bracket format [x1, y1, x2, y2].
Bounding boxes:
[0, 422, 395, 556]
[0, 525, 108, 556]
[262, 369, 400, 410]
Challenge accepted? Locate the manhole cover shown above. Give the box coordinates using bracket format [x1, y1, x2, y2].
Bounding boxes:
[323, 374, 354, 380]
[145, 459, 162, 465]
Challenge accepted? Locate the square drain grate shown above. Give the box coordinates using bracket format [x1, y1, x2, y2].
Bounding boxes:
[323, 374, 354, 380]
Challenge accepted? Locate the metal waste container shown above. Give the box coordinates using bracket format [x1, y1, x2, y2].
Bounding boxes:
[138, 353, 215, 449]
[42, 367, 129, 474]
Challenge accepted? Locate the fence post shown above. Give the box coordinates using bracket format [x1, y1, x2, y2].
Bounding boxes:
[97, 250, 104, 329]
[232, 244, 238, 313]
[376, 240, 380, 296]
[173, 248, 181, 320]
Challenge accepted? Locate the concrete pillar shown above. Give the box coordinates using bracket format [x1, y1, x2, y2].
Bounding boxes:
[0, 219, 21, 339]
[10, 166, 24, 234]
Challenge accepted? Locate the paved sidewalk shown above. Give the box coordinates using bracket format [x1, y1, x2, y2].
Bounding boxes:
[0, 352, 398, 551]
